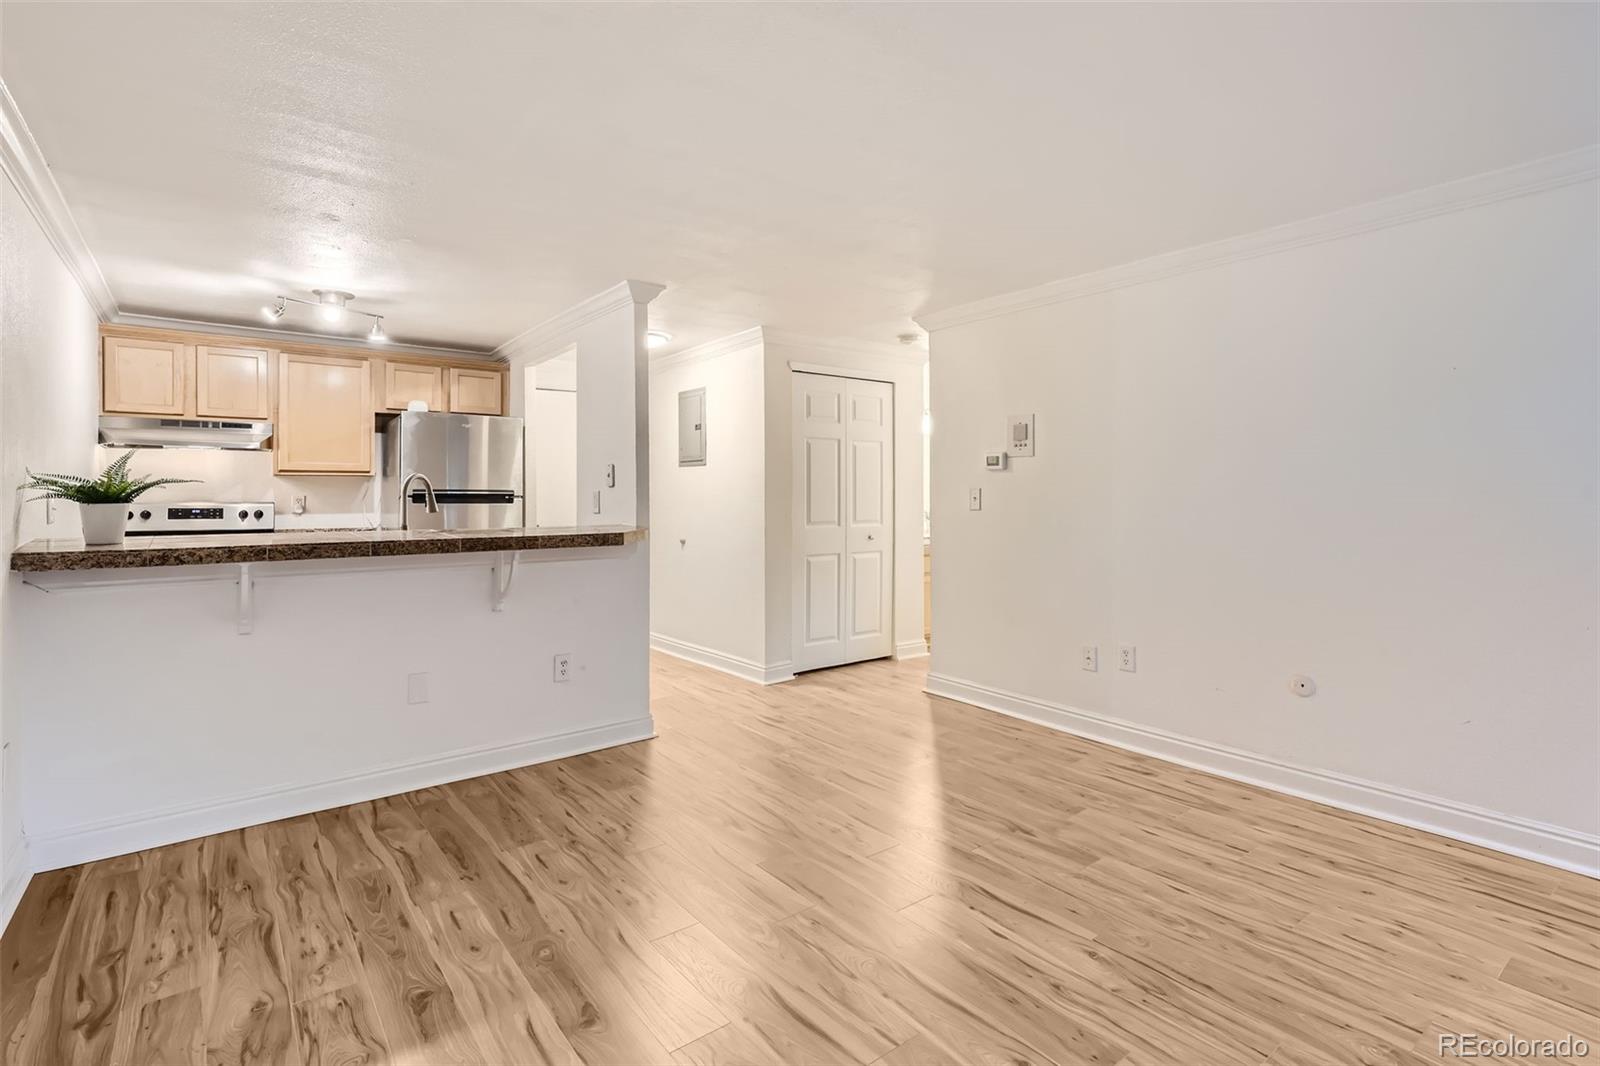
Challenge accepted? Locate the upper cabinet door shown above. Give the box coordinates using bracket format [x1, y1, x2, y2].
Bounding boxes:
[275, 352, 373, 475]
[448, 366, 505, 415]
[195, 345, 271, 419]
[103, 337, 189, 415]
[381, 361, 445, 412]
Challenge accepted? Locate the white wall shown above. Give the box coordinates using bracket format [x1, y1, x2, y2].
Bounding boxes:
[924, 177, 1599, 870]
[648, 331, 768, 672]
[14, 546, 651, 870]
[762, 335, 928, 669]
[0, 173, 101, 921]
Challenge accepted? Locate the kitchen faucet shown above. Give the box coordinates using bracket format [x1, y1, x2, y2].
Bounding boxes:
[400, 472, 440, 530]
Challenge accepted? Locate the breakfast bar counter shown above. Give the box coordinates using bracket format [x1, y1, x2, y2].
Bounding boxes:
[9, 525, 645, 571]
[8, 520, 654, 871]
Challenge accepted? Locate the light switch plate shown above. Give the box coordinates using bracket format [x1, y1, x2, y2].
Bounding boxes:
[1006, 413, 1035, 458]
[969, 488, 982, 511]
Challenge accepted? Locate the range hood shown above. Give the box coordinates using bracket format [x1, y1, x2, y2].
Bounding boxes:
[98, 415, 273, 450]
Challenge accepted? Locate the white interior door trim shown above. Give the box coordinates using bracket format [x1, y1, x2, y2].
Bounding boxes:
[788, 361, 896, 384]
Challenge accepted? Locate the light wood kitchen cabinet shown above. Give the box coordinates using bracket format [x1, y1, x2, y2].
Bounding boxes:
[102, 337, 189, 415]
[380, 360, 445, 412]
[448, 366, 505, 415]
[275, 352, 374, 474]
[194, 344, 271, 419]
[99, 326, 512, 475]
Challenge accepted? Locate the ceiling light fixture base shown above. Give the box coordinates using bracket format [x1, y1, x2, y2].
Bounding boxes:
[263, 289, 390, 340]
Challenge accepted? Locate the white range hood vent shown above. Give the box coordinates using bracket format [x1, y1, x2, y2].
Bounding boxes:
[98, 415, 273, 450]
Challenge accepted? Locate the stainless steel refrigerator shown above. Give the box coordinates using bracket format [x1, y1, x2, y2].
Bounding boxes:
[380, 412, 525, 530]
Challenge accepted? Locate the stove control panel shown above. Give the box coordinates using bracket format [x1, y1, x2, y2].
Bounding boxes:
[126, 502, 275, 536]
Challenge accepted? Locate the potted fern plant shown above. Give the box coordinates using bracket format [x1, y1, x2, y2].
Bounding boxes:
[24, 452, 197, 545]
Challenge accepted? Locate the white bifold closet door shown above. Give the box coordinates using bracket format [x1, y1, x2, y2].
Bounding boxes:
[792, 371, 894, 672]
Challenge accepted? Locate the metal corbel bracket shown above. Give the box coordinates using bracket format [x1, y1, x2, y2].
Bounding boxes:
[237, 563, 254, 635]
[491, 552, 518, 612]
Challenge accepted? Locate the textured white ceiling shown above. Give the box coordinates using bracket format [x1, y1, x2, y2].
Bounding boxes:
[2, 3, 1594, 353]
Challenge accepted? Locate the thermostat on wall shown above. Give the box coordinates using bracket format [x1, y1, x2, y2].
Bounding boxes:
[984, 452, 1008, 471]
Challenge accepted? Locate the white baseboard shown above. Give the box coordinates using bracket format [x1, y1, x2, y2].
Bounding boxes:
[651, 634, 795, 685]
[0, 842, 31, 936]
[25, 717, 655, 872]
[895, 639, 930, 661]
[925, 673, 1600, 878]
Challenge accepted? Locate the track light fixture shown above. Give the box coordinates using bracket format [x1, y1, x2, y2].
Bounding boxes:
[261, 290, 389, 340]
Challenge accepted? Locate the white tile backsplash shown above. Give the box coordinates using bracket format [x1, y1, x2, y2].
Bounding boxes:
[97, 440, 382, 528]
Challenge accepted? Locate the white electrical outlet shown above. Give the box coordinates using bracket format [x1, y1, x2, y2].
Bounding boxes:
[44, 498, 56, 525]
[592, 491, 602, 515]
[1118, 644, 1137, 672]
[406, 672, 430, 705]
[1081, 645, 1098, 672]
[292, 495, 308, 516]
[969, 488, 982, 511]
[554, 653, 573, 682]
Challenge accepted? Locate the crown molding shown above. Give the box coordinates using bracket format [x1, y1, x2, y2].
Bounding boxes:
[109, 311, 499, 361]
[762, 328, 928, 365]
[0, 77, 118, 321]
[916, 146, 1600, 333]
[496, 280, 666, 363]
[649, 325, 765, 372]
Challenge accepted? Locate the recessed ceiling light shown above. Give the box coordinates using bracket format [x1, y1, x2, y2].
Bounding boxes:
[646, 330, 672, 349]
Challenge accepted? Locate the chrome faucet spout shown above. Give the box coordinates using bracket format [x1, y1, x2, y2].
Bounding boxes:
[400, 472, 440, 530]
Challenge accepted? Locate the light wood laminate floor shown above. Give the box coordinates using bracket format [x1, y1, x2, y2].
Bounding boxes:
[3, 654, 1596, 1066]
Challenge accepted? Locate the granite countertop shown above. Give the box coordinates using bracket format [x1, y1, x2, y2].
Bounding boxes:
[10, 526, 645, 572]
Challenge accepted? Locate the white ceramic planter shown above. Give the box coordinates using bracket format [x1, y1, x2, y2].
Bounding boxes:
[79, 502, 129, 545]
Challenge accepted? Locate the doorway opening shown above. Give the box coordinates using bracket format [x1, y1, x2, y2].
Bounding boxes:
[525, 349, 577, 527]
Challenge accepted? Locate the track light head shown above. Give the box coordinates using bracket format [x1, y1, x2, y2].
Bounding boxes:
[261, 298, 286, 321]
[368, 318, 387, 343]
